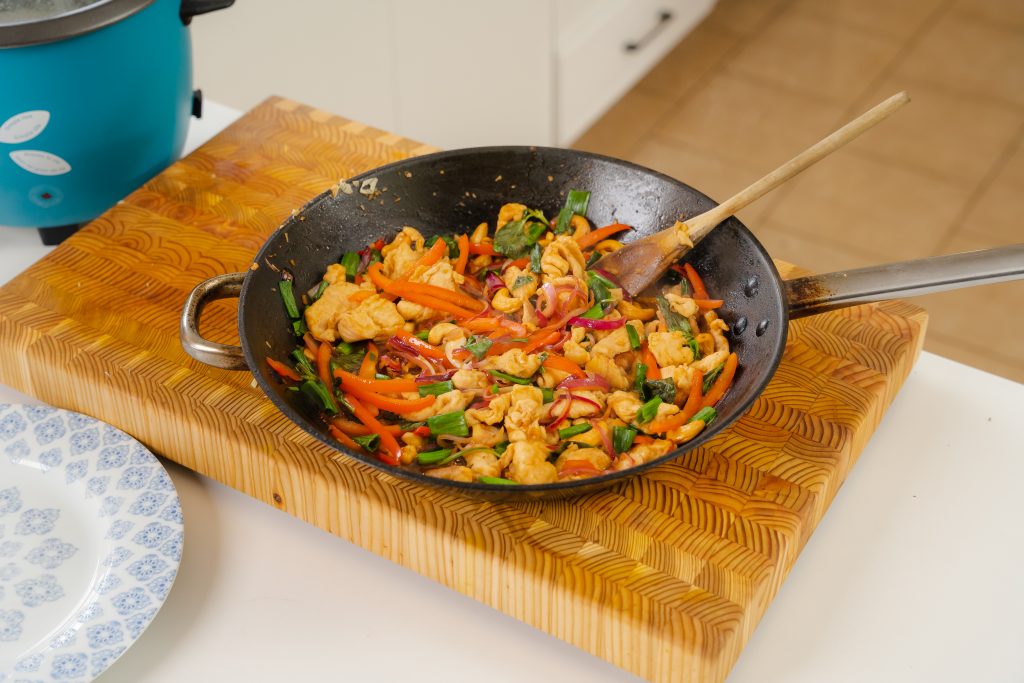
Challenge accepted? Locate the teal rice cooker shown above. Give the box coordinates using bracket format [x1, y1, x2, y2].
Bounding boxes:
[0, 0, 232, 243]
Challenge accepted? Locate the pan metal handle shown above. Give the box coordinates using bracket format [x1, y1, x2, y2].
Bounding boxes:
[785, 244, 1024, 319]
[180, 272, 248, 370]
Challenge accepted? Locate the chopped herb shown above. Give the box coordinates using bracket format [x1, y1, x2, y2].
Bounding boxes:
[313, 279, 330, 301]
[613, 425, 637, 454]
[557, 423, 592, 440]
[554, 189, 591, 235]
[291, 348, 317, 380]
[418, 380, 454, 397]
[688, 338, 702, 360]
[478, 476, 519, 486]
[340, 252, 360, 280]
[464, 335, 492, 360]
[702, 364, 725, 394]
[493, 441, 509, 455]
[427, 410, 469, 437]
[541, 387, 554, 404]
[634, 362, 648, 394]
[626, 324, 640, 350]
[415, 330, 430, 341]
[426, 234, 459, 258]
[417, 448, 460, 466]
[656, 296, 693, 337]
[511, 274, 533, 290]
[493, 213, 547, 258]
[331, 342, 367, 374]
[279, 279, 300, 319]
[352, 434, 380, 452]
[636, 396, 663, 424]
[643, 379, 676, 404]
[530, 243, 543, 274]
[489, 369, 533, 385]
[300, 380, 338, 414]
[689, 406, 717, 425]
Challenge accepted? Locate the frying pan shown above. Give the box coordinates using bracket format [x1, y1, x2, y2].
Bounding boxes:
[180, 147, 1024, 500]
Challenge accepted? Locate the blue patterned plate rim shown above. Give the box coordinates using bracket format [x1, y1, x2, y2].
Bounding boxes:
[0, 403, 184, 682]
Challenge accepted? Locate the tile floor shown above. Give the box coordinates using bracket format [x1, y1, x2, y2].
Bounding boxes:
[573, 0, 1024, 383]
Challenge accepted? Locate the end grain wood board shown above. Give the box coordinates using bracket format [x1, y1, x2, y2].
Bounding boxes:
[0, 97, 927, 682]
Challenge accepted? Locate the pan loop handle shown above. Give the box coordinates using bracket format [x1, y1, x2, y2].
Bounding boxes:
[180, 272, 248, 370]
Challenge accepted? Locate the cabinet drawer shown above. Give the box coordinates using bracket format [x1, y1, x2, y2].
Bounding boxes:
[556, 0, 715, 145]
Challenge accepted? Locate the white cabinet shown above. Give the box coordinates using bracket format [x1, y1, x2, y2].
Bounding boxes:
[191, 0, 714, 149]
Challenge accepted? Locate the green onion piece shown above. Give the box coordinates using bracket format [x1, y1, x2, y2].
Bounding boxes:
[464, 335, 492, 360]
[291, 348, 317, 380]
[416, 448, 457, 466]
[643, 379, 676, 405]
[428, 410, 469, 437]
[679, 278, 692, 297]
[688, 337, 702, 361]
[292, 318, 308, 337]
[626, 324, 640, 351]
[634, 362, 647, 394]
[352, 434, 380, 452]
[368, 248, 383, 267]
[490, 383, 501, 394]
[530, 243, 543, 274]
[331, 342, 367, 374]
[336, 394, 355, 415]
[586, 270, 614, 310]
[636, 396, 663, 424]
[689, 406, 717, 425]
[554, 189, 591, 235]
[580, 303, 604, 320]
[493, 441, 509, 455]
[558, 423, 592, 440]
[656, 295, 693, 337]
[398, 419, 425, 431]
[279, 279, 300, 319]
[478, 476, 520, 486]
[415, 330, 430, 341]
[489, 369, 533, 385]
[612, 426, 637, 454]
[300, 380, 338, 414]
[340, 252, 360, 280]
[585, 251, 601, 268]
[541, 387, 554, 403]
[418, 380, 454, 397]
[313, 279, 330, 301]
[702, 364, 725, 394]
[375, 373, 390, 380]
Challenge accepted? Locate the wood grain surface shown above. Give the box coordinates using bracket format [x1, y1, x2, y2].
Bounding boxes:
[0, 97, 927, 683]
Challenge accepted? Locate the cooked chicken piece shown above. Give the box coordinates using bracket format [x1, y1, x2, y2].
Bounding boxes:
[664, 293, 699, 319]
[424, 465, 474, 482]
[705, 312, 730, 353]
[666, 420, 706, 444]
[659, 364, 696, 397]
[648, 331, 695, 367]
[466, 393, 512, 426]
[469, 423, 507, 447]
[398, 432, 425, 465]
[397, 260, 466, 322]
[540, 235, 586, 283]
[497, 202, 527, 229]
[304, 264, 374, 342]
[692, 349, 729, 374]
[644, 320, 663, 336]
[381, 227, 425, 279]
[695, 333, 716, 357]
[585, 354, 629, 390]
[505, 440, 557, 484]
[487, 348, 541, 378]
[560, 390, 606, 419]
[555, 447, 611, 473]
[617, 299, 656, 322]
[335, 295, 406, 342]
[492, 265, 539, 313]
[404, 389, 474, 422]
[612, 439, 674, 471]
[563, 327, 591, 367]
[464, 448, 502, 479]
[504, 385, 546, 442]
[452, 369, 489, 391]
[653, 402, 680, 422]
[591, 321, 643, 358]
[607, 391, 643, 423]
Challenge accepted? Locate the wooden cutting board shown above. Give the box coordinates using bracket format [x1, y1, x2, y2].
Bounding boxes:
[0, 97, 927, 682]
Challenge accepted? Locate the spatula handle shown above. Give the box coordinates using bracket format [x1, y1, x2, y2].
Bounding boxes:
[687, 91, 910, 241]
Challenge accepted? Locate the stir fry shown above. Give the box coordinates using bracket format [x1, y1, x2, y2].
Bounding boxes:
[266, 191, 738, 485]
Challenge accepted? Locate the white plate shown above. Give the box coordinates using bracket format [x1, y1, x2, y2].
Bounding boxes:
[0, 404, 183, 682]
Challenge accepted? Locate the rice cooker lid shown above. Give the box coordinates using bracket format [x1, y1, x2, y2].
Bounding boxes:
[0, 0, 155, 48]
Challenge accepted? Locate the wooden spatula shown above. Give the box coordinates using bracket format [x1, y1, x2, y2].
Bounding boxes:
[594, 91, 910, 295]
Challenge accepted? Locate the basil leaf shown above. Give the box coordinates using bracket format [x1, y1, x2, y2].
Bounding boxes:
[702, 364, 724, 394]
[656, 295, 693, 338]
[464, 335, 492, 360]
[426, 234, 459, 258]
[291, 348, 317, 380]
[331, 342, 367, 374]
[530, 243, 543, 274]
[643, 378, 676, 404]
[511, 275, 533, 290]
[493, 214, 547, 258]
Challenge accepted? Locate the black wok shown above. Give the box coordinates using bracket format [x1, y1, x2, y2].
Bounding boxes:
[180, 147, 1024, 500]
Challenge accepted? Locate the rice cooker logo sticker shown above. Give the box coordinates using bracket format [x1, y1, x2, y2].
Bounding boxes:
[1, 110, 71, 176]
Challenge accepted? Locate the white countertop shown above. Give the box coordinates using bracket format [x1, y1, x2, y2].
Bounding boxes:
[1, 105, 1022, 683]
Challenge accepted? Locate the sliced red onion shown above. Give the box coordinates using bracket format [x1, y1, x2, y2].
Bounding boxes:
[548, 330, 571, 351]
[547, 395, 573, 431]
[415, 370, 456, 383]
[484, 272, 506, 296]
[557, 374, 610, 391]
[592, 267, 634, 301]
[567, 316, 625, 330]
[558, 462, 602, 479]
[388, 348, 438, 377]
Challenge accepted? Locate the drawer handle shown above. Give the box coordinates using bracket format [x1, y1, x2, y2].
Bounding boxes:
[624, 10, 673, 52]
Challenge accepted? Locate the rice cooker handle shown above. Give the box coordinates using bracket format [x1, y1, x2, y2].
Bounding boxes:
[180, 0, 235, 25]
[179, 272, 248, 370]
